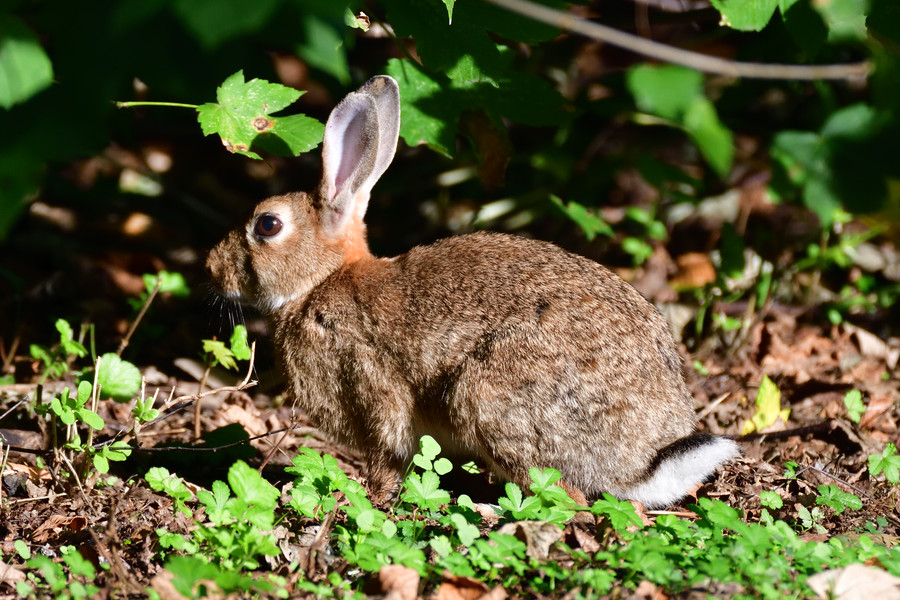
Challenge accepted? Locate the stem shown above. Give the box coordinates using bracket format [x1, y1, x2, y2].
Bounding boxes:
[115, 101, 199, 109]
[485, 0, 870, 81]
[118, 278, 161, 357]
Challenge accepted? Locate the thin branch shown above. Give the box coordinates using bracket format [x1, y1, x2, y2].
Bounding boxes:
[484, 0, 870, 81]
[117, 278, 161, 357]
[145, 342, 258, 429]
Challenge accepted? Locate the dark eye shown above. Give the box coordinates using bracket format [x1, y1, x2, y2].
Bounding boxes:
[254, 214, 283, 237]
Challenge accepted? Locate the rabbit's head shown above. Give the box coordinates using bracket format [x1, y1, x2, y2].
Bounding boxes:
[206, 76, 401, 313]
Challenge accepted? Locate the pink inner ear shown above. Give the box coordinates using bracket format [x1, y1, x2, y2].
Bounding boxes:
[327, 111, 368, 201]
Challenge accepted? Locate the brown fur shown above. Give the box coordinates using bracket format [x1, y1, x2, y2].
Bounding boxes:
[207, 76, 734, 507]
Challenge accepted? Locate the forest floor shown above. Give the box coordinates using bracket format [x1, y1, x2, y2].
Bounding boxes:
[0, 146, 899, 599]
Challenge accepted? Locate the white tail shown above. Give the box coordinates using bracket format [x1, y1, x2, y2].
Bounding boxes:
[619, 434, 739, 509]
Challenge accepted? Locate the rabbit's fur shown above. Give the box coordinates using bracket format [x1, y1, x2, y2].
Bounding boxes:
[207, 76, 738, 509]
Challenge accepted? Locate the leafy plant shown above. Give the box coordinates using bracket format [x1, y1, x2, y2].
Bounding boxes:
[843, 389, 866, 423]
[868, 443, 900, 485]
[816, 484, 863, 515]
[118, 71, 324, 161]
[29, 319, 87, 384]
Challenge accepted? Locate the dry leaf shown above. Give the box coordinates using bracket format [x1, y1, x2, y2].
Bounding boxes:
[626, 579, 668, 599]
[380, 564, 419, 600]
[0, 560, 26, 585]
[806, 564, 900, 600]
[434, 574, 506, 600]
[497, 521, 563, 559]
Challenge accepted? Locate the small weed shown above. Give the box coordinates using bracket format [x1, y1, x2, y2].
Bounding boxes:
[816, 484, 863, 515]
[868, 443, 900, 485]
[843, 389, 865, 423]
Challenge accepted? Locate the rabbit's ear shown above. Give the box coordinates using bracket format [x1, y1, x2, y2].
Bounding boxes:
[318, 75, 400, 238]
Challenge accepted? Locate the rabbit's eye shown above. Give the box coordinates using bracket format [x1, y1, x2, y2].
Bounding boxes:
[254, 214, 283, 238]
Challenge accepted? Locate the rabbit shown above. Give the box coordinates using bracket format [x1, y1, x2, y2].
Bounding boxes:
[206, 75, 739, 509]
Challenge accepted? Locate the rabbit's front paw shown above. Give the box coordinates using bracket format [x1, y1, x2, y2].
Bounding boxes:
[365, 461, 403, 507]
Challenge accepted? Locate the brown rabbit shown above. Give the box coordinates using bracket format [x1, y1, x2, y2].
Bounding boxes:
[207, 75, 738, 508]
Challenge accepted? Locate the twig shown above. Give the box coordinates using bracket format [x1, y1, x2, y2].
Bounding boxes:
[86, 355, 102, 450]
[145, 342, 258, 429]
[1, 329, 21, 374]
[117, 278, 161, 357]
[194, 363, 212, 441]
[696, 392, 730, 421]
[259, 414, 298, 472]
[484, 0, 870, 81]
[806, 462, 870, 498]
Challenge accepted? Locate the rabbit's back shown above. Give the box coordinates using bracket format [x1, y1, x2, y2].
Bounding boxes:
[277, 231, 695, 496]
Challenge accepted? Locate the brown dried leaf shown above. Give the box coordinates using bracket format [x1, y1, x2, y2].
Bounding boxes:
[434, 574, 506, 600]
[380, 564, 419, 600]
[497, 521, 563, 559]
[806, 564, 900, 600]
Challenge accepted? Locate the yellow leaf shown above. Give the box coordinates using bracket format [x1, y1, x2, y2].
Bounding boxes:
[741, 375, 789, 434]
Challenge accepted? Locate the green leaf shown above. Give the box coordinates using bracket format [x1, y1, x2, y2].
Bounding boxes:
[77, 406, 104, 431]
[683, 98, 734, 178]
[869, 443, 900, 484]
[442, 0, 455, 24]
[0, 18, 54, 109]
[434, 457, 453, 476]
[814, 0, 869, 42]
[710, 0, 779, 31]
[228, 460, 280, 511]
[385, 58, 457, 156]
[297, 14, 350, 84]
[96, 352, 142, 402]
[843, 390, 865, 423]
[229, 325, 252, 361]
[419, 435, 442, 462]
[204, 339, 237, 370]
[591, 494, 644, 531]
[143, 270, 191, 296]
[450, 513, 479, 545]
[550, 196, 612, 241]
[14, 539, 30, 559]
[816, 484, 862, 514]
[93, 454, 110, 474]
[627, 65, 704, 121]
[403, 471, 451, 510]
[172, 0, 281, 48]
[759, 490, 784, 509]
[196, 71, 323, 160]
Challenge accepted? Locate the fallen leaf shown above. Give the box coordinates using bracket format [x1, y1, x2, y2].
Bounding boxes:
[806, 563, 900, 600]
[626, 579, 668, 599]
[434, 573, 506, 600]
[0, 560, 26, 585]
[380, 564, 419, 600]
[497, 521, 563, 559]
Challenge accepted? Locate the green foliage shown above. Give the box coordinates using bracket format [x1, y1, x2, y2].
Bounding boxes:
[843, 389, 865, 423]
[202, 325, 252, 371]
[815, 484, 863, 514]
[627, 64, 733, 177]
[165, 555, 286, 599]
[146, 467, 193, 516]
[94, 352, 142, 402]
[20, 546, 100, 600]
[138, 439, 900, 598]
[550, 196, 612, 242]
[196, 70, 324, 160]
[760, 490, 784, 509]
[868, 443, 900, 484]
[0, 18, 54, 109]
[29, 319, 87, 383]
[772, 104, 890, 227]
